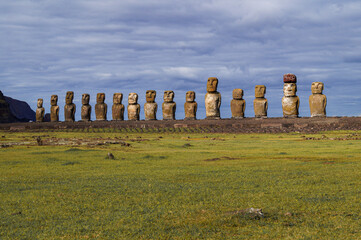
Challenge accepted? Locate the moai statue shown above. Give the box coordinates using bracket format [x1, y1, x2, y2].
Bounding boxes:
[162, 91, 176, 120]
[81, 94, 91, 121]
[254, 85, 268, 118]
[112, 93, 124, 120]
[282, 74, 299, 118]
[231, 89, 246, 119]
[144, 90, 157, 120]
[95, 93, 107, 121]
[205, 77, 221, 119]
[64, 91, 76, 122]
[309, 82, 326, 117]
[128, 93, 140, 120]
[50, 95, 59, 122]
[36, 98, 45, 122]
[184, 91, 197, 120]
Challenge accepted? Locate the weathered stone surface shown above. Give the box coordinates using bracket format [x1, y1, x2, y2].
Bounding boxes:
[283, 73, 297, 83]
[254, 85, 268, 118]
[95, 93, 107, 121]
[128, 93, 140, 120]
[282, 83, 299, 118]
[162, 91, 176, 120]
[231, 89, 245, 119]
[184, 91, 197, 120]
[36, 98, 44, 122]
[205, 77, 221, 119]
[3, 117, 361, 134]
[64, 91, 76, 122]
[309, 82, 326, 117]
[50, 95, 59, 122]
[112, 93, 124, 121]
[144, 90, 157, 120]
[81, 94, 91, 121]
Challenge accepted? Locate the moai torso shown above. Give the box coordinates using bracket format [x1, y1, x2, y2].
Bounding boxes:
[95, 93, 107, 121]
[162, 91, 176, 120]
[282, 75, 299, 118]
[309, 82, 326, 117]
[144, 90, 157, 120]
[205, 77, 221, 119]
[282, 96, 299, 117]
[36, 98, 44, 122]
[112, 93, 124, 120]
[184, 91, 197, 120]
[231, 89, 245, 119]
[128, 93, 140, 120]
[81, 94, 91, 121]
[64, 91, 76, 122]
[254, 85, 268, 118]
[50, 95, 59, 122]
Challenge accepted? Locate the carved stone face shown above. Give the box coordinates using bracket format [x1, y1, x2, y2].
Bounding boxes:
[50, 95, 58, 106]
[96, 93, 105, 104]
[283, 73, 297, 83]
[207, 77, 218, 92]
[146, 90, 156, 103]
[82, 94, 90, 105]
[311, 82, 324, 94]
[37, 98, 43, 108]
[255, 85, 266, 98]
[163, 91, 174, 103]
[186, 91, 195, 102]
[232, 89, 243, 100]
[65, 91, 74, 104]
[128, 93, 138, 104]
[283, 83, 297, 97]
[113, 93, 123, 104]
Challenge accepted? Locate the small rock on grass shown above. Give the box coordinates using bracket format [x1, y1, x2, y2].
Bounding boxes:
[226, 208, 264, 219]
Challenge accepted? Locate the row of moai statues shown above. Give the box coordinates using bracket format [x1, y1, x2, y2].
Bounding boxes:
[282, 73, 326, 118]
[35, 75, 326, 122]
[36, 90, 195, 122]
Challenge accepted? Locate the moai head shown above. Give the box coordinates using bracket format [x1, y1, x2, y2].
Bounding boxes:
[255, 85, 266, 98]
[283, 73, 297, 83]
[146, 90, 156, 103]
[311, 82, 324, 94]
[128, 93, 138, 105]
[163, 91, 174, 103]
[207, 77, 218, 92]
[186, 91, 196, 102]
[283, 83, 297, 97]
[96, 93, 105, 104]
[37, 98, 43, 108]
[65, 91, 74, 105]
[50, 95, 58, 106]
[82, 94, 90, 105]
[232, 89, 243, 100]
[113, 93, 123, 104]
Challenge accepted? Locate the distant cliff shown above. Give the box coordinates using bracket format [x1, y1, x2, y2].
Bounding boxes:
[0, 91, 35, 123]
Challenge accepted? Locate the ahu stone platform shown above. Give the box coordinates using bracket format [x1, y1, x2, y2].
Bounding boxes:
[0, 117, 361, 133]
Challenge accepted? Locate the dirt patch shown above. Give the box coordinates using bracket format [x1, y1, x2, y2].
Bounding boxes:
[0, 137, 131, 147]
[204, 156, 241, 161]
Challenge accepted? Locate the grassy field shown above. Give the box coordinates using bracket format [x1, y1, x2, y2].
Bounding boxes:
[0, 129, 360, 239]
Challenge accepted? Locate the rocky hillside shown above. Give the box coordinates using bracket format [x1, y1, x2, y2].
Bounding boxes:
[0, 91, 35, 123]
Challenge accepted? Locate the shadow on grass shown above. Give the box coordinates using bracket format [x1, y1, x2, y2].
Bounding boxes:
[62, 161, 80, 166]
[64, 148, 95, 153]
[142, 155, 168, 160]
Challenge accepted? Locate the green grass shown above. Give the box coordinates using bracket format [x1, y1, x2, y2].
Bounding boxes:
[0, 130, 360, 239]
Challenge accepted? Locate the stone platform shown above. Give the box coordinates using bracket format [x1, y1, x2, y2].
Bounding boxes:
[0, 117, 360, 133]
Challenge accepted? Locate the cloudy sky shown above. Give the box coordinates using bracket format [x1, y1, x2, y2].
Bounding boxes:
[1, 0, 361, 120]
